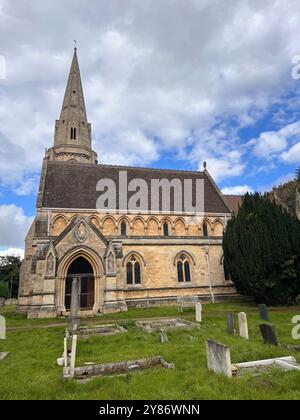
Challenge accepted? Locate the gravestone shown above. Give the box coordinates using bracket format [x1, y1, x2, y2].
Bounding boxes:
[160, 330, 169, 344]
[196, 302, 202, 323]
[0, 352, 9, 361]
[238, 312, 249, 340]
[64, 337, 68, 367]
[226, 313, 236, 335]
[259, 324, 280, 346]
[206, 340, 232, 378]
[70, 277, 80, 332]
[258, 304, 269, 321]
[70, 334, 78, 378]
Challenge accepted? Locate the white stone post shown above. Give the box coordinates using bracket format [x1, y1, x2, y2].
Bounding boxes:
[196, 302, 202, 323]
[70, 335, 78, 378]
[238, 312, 249, 340]
[64, 337, 68, 367]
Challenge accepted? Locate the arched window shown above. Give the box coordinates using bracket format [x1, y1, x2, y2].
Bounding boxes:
[126, 255, 141, 285]
[71, 127, 77, 140]
[121, 222, 127, 238]
[163, 222, 169, 237]
[177, 254, 192, 283]
[203, 222, 208, 238]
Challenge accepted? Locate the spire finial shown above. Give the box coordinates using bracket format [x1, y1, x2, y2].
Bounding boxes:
[203, 161, 207, 170]
[73, 40, 77, 50]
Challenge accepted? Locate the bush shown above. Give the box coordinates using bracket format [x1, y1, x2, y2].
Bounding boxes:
[0, 281, 9, 299]
[223, 193, 300, 306]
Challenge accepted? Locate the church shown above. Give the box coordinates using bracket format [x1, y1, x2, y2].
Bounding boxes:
[18, 49, 241, 319]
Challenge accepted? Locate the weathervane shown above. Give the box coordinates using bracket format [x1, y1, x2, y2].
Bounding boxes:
[74, 40, 78, 50]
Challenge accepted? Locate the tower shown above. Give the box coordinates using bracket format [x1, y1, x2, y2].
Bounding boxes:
[46, 48, 97, 164]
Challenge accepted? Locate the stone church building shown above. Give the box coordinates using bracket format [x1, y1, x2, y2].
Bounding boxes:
[18, 49, 240, 319]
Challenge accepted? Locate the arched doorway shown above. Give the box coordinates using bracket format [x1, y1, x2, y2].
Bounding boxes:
[65, 257, 95, 310]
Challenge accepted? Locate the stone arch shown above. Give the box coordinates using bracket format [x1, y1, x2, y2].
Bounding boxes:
[52, 215, 68, 236]
[57, 246, 104, 313]
[174, 252, 194, 283]
[102, 216, 116, 236]
[174, 217, 186, 236]
[132, 217, 145, 236]
[214, 219, 224, 236]
[118, 217, 132, 236]
[173, 250, 196, 266]
[89, 216, 100, 230]
[70, 215, 80, 224]
[122, 251, 146, 268]
[161, 217, 174, 236]
[202, 218, 213, 237]
[147, 217, 159, 236]
[187, 217, 200, 236]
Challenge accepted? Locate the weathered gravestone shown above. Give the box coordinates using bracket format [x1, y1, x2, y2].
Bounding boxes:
[238, 312, 249, 340]
[226, 313, 236, 335]
[0, 352, 9, 361]
[258, 304, 269, 321]
[196, 302, 202, 323]
[206, 340, 232, 378]
[70, 277, 80, 332]
[160, 330, 169, 344]
[259, 324, 280, 346]
[0, 315, 5, 340]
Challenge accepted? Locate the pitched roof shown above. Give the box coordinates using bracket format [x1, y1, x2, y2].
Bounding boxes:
[223, 195, 243, 213]
[41, 161, 231, 214]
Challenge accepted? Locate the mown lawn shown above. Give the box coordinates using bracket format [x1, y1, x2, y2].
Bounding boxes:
[0, 303, 300, 400]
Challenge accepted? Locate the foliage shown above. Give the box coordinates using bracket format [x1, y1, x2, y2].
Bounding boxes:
[0, 256, 22, 298]
[223, 193, 300, 305]
[0, 280, 9, 299]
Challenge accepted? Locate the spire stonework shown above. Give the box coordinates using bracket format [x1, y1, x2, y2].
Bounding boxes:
[46, 49, 97, 164]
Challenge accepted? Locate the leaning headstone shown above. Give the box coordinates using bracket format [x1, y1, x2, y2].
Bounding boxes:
[160, 330, 169, 344]
[259, 324, 280, 346]
[226, 313, 236, 335]
[70, 277, 80, 332]
[196, 302, 202, 323]
[258, 304, 269, 321]
[206, 340, 232, 378]
[238, 312, 249, 340]
[70, 335, 78, 377]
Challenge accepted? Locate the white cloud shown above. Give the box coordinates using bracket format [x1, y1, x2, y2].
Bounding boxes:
[252, 121, 300, 159]
[0, 248, 24, 259]
[222, 185, 254, 195]
[0, 0, 299, 189]
[281, 142, 300, 163]
[0, 205, 33, 249]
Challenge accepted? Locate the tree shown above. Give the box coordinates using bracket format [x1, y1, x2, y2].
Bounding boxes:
[223, 193, 300, 306]
[0, 256, 22, 299]
[0, 281, 9, 299]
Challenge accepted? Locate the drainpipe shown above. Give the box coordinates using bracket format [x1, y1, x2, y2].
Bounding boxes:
[205, 245, 215, 303]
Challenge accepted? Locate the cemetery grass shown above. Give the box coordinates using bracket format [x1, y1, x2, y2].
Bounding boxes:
[0, 303, 300, 400]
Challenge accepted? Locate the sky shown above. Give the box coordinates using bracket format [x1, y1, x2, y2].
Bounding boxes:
[0, 0, 300, 257]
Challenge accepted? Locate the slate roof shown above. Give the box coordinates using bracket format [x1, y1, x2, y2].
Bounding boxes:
[223, 195, 243, 213]
[41, 161, 231, 214]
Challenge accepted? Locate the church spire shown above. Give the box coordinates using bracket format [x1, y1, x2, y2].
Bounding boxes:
[47, 48, 97, 164]
[59, 48, 88, 124]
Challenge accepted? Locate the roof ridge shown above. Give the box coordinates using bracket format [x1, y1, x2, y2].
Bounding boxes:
[48, 160, 205, 175]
